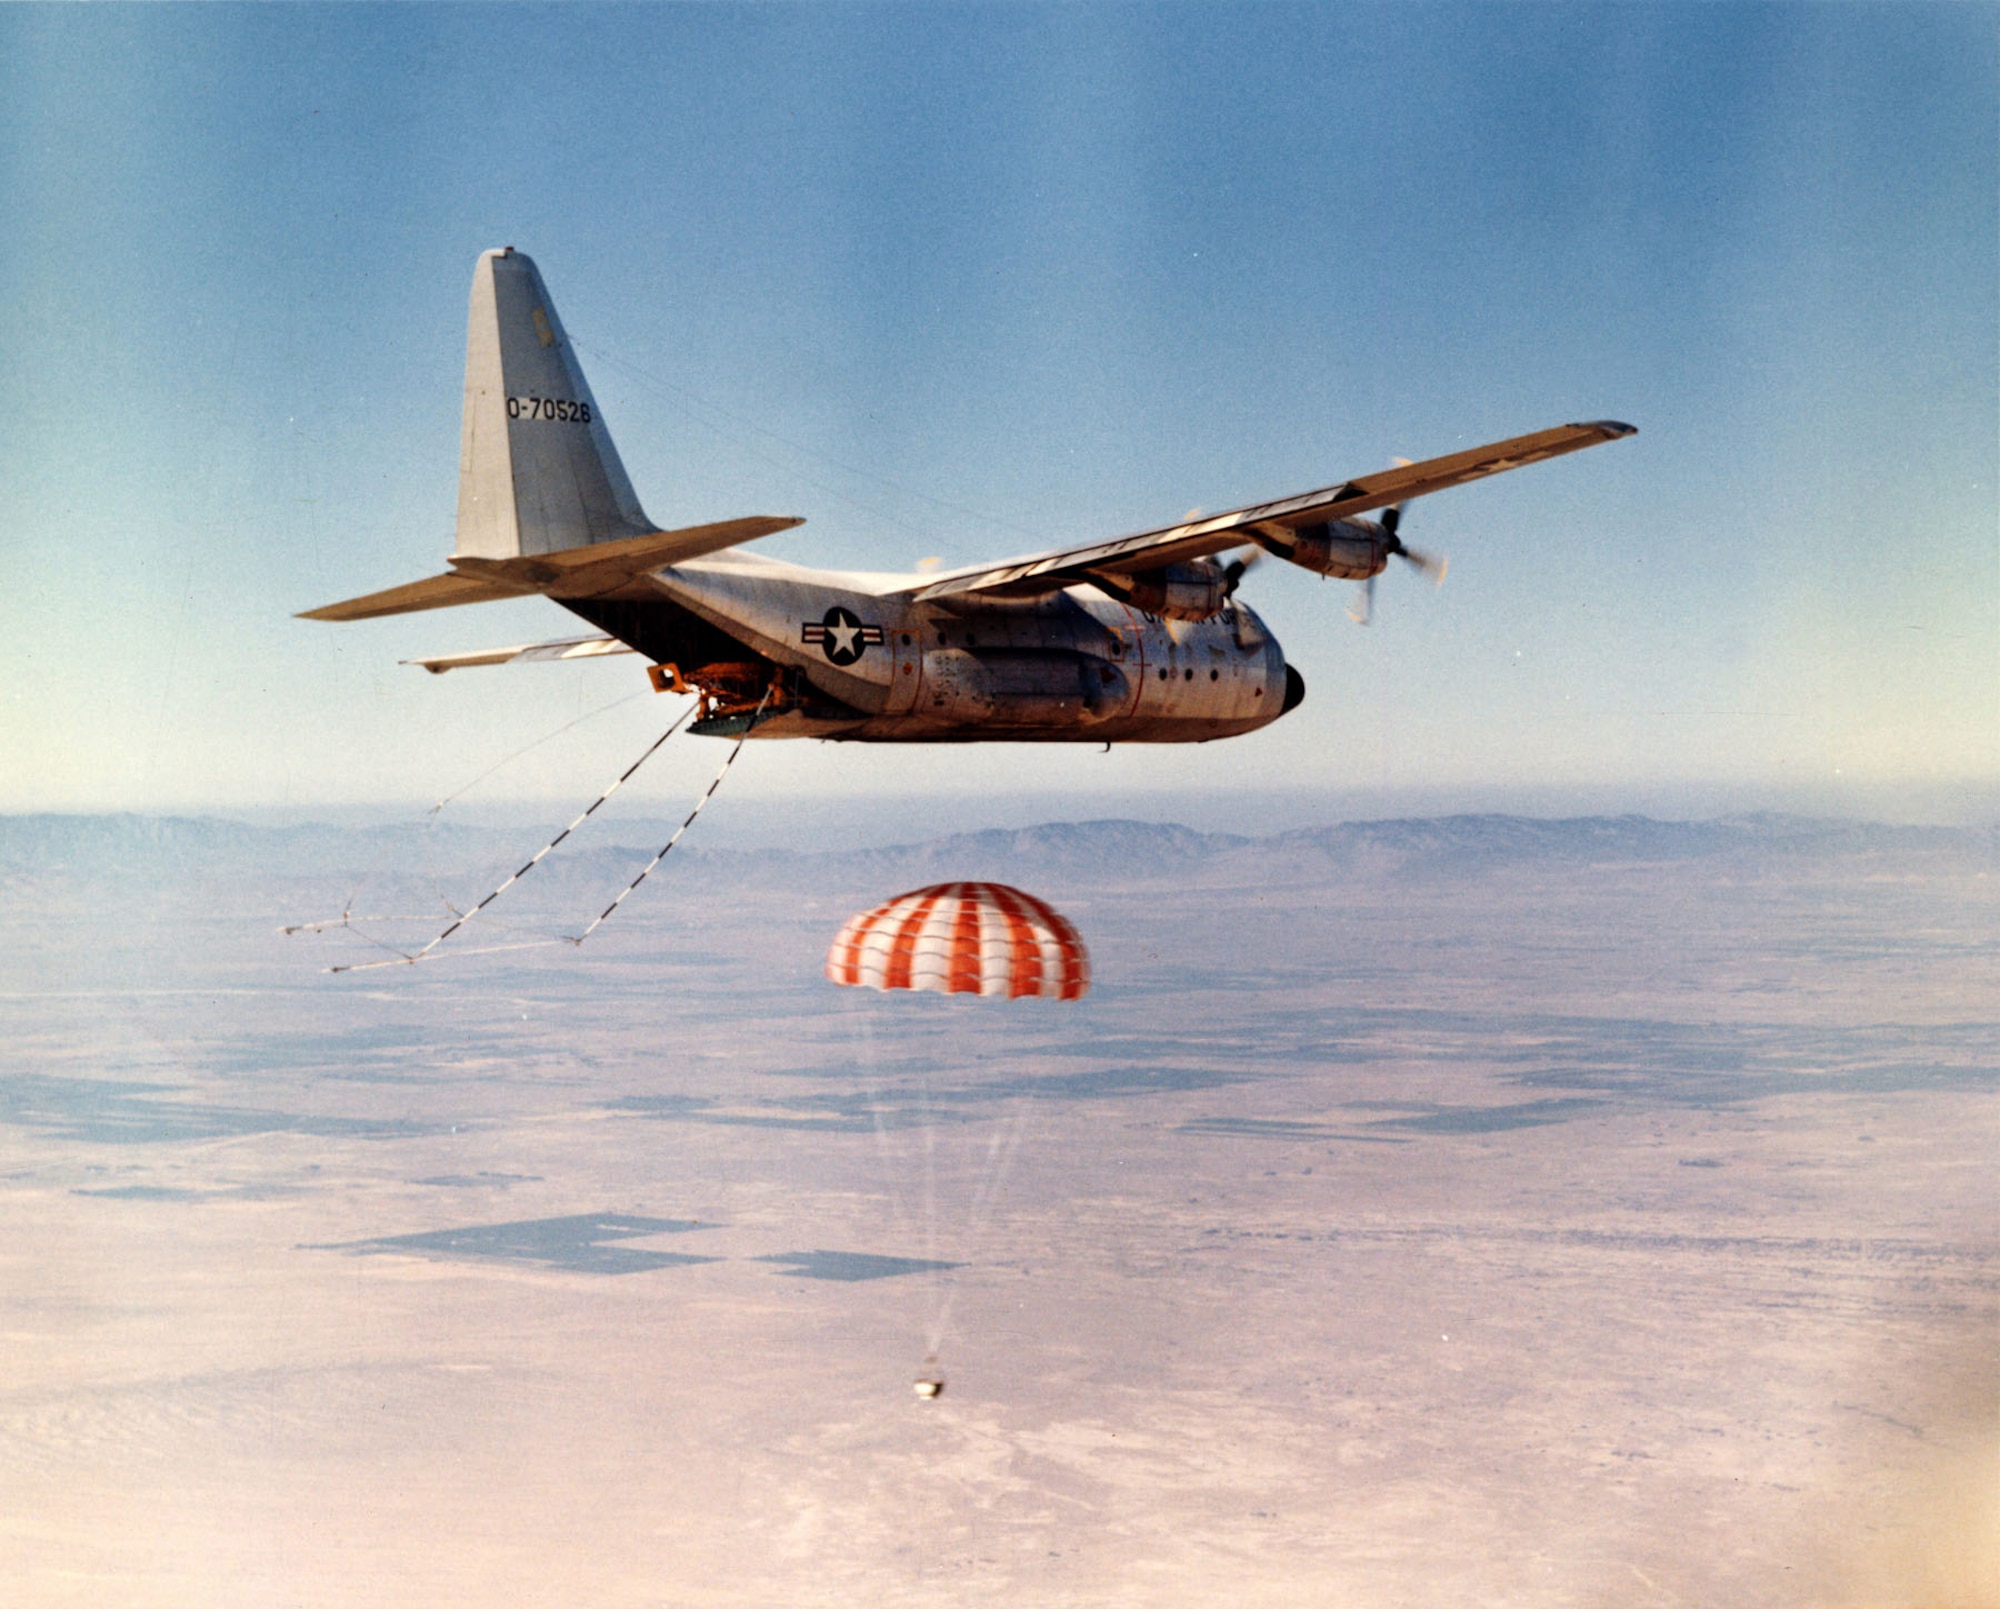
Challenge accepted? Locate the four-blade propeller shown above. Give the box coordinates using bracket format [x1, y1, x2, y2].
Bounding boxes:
[1222, 547, 1263, 598]
[1346, 504, 1447, 626]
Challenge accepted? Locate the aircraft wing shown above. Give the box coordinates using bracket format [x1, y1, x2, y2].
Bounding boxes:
[909, 420, 1635, 602]
[299, 515, 804, 622]
[402, 635, 637, 674]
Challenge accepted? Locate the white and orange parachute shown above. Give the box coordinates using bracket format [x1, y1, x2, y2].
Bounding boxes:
[825, 882, 1090, 1001]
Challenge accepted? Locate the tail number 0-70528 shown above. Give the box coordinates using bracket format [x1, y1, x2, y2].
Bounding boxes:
[506, 396, 593, 423]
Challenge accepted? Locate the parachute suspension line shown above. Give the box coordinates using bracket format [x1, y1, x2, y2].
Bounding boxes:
[921, 1033, 938, 1305]
[327, 703, 696, 973]
[923, 1082, 1032, 1364]
[906, 1011, 947, 1385]
[852, 1002, 915, 1238]
[847, 999, 947, 1381]
[569, 686, 772, 947]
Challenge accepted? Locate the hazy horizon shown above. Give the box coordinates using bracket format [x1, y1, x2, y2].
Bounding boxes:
[10, 774, 1999, 845]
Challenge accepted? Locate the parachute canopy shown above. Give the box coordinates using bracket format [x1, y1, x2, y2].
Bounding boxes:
[825, 882, 1090, 1001]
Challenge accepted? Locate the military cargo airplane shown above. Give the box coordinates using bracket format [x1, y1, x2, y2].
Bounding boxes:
[302, 249, 1633, 743]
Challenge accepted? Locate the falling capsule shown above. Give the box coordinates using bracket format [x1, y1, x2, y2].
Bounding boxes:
[914, 1356, 945, 1399]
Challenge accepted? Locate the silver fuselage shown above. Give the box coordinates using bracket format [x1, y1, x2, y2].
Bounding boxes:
[643, 551, 1295, 743]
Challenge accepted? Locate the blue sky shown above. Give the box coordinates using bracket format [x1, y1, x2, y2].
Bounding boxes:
[2, 3, 1993, 825]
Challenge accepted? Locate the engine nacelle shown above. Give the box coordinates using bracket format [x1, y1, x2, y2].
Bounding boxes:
[1280, 520, 1391, 581]
[1116, 562, 1230, 621]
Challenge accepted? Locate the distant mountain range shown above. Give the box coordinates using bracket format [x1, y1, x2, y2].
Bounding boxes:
[2, 810, 1990, 893]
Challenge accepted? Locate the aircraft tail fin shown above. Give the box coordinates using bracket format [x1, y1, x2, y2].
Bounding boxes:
[455, 247, 653, 560]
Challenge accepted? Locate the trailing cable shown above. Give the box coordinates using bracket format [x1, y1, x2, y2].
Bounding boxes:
[326, 698, 728, 973]
[570, 687, 772, 946]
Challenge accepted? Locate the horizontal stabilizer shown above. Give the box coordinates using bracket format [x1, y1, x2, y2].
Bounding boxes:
[446, 516, 801, 590]
[299, 514, 802, 622]
[297, 572, 533, 622]
[402, 635, 636, 674]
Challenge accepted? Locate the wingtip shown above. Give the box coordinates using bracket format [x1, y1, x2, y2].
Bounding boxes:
[1581, 419, 1638, 438]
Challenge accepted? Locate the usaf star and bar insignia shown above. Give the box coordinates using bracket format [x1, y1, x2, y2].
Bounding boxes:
[802, 606, 885, 667]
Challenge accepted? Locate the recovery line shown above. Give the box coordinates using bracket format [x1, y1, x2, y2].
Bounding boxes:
[329, 701, 699, 973]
